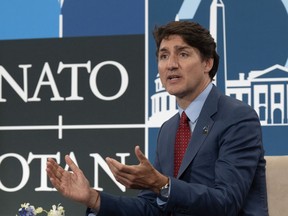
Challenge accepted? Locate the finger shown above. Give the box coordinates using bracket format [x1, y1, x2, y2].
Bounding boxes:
[46, 158, 63, 178]
[105, 161, 145, 189]
[114, 174, 147, 189]
[49, 176, 62, 191]
[106, 158, 128, 183]
[112, 173, 131, 187]
[46, 159, 64, 189]
[64, 155, 81, 175]
[46, 157, 59, 172]
[106, 157, 131, 173]
[106, 157, 116, 174]
[106, 157, 135, 181]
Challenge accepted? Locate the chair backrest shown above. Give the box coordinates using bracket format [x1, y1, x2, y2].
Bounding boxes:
[265, 156, 288, 216]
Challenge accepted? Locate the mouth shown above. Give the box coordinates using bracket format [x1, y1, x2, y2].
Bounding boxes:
[167, 74, 181, 81]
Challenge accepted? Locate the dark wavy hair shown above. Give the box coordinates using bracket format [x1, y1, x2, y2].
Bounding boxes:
[153, 21, 220, 80]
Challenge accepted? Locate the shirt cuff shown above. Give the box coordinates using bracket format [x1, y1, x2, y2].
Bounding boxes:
[86, 208, 98, 216]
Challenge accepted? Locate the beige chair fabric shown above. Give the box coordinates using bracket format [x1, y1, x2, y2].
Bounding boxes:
[265, 156, 288, 216]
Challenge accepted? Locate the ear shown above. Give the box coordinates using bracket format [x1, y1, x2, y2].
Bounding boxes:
[204, 58, 214, 73]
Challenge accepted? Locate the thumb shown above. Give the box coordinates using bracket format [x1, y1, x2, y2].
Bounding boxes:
[135, 145, 147, 163]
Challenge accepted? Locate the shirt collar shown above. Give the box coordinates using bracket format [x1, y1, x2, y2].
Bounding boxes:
[178, 82, 213, 123]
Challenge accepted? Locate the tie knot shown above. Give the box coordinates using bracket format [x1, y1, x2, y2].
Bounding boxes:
[180, 111, 189, 124]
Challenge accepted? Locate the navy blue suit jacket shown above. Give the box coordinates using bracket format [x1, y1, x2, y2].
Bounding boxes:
[92, 86, 268, 216]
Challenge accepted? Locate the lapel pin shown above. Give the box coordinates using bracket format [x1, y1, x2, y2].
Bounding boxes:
[202, 126, 209, 134]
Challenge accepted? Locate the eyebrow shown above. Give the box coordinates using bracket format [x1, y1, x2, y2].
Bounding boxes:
[159, 45, 192, 53]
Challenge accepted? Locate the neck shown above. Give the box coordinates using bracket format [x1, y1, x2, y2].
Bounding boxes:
[176, 81, 211, 110]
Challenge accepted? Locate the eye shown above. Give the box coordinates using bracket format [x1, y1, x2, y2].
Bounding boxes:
[159, 53, 169, 60]
[179, 52, 189, 58]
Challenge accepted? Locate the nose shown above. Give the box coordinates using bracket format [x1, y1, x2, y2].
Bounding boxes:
[167, 55, 178, 71]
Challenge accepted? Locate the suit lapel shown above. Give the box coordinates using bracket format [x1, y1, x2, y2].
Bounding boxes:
[159, 114, 179, 176]
[177, 86, 220, 178]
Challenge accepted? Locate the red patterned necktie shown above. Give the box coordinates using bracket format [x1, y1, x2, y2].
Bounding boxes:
[174, 111, 191, 177]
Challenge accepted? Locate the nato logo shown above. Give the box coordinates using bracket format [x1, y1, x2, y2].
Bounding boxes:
[0, 0, 144, 40]
[148, 0, 288, 155]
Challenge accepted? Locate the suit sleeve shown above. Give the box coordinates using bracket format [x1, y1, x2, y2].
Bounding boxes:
[94, 190, 161, 216]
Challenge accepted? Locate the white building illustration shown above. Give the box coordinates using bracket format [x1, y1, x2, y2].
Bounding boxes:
[148, 0, 288, 127]
[227, 64, 288, 126]
[210, 0, 227, 94]
[148, 74, 178, 127]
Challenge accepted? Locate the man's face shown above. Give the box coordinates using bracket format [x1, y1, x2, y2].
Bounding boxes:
[157, 35, 212, 105]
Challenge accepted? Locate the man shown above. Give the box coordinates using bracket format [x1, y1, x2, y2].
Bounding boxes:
[46, 21, 268, 215]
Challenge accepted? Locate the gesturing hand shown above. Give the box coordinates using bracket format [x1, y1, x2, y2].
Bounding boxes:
[46, 155, 100, 210]
[106, 146, 168, 194]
